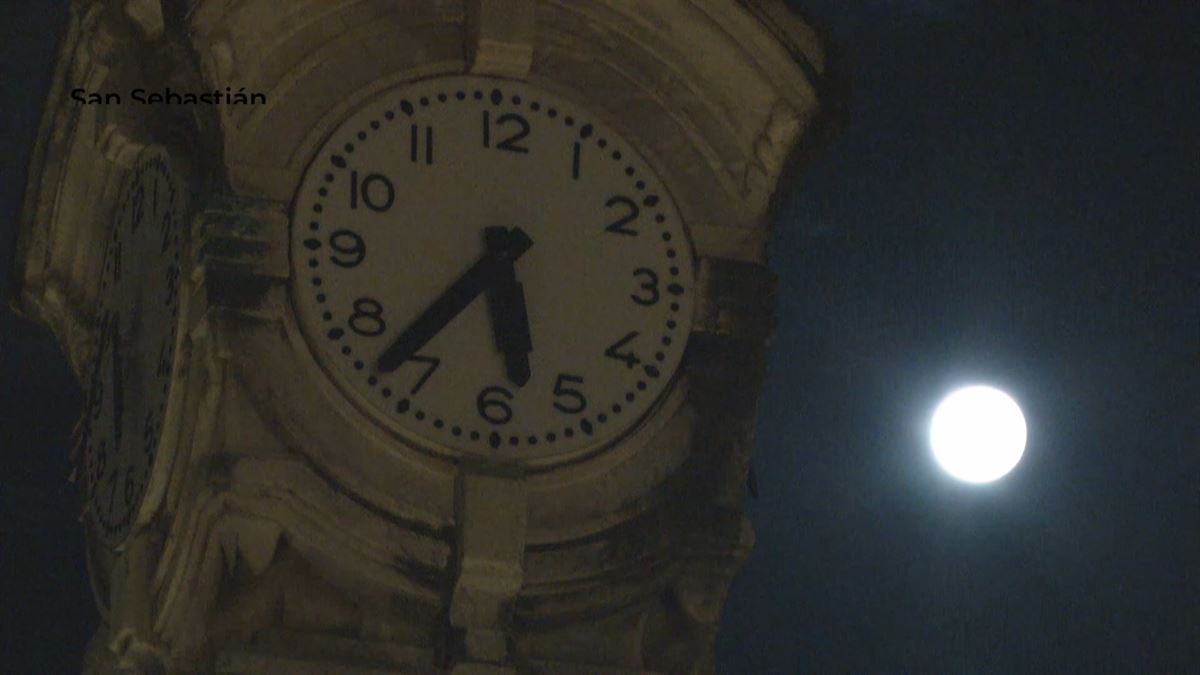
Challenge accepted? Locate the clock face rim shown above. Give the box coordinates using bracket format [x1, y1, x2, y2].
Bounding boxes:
[287, 74, 697, 466]
[80, 147, 185, 548]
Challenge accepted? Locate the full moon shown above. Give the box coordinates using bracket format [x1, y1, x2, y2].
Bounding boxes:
[929, 385, 1027, 483]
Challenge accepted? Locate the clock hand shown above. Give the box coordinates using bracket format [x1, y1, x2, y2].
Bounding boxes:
[109, 313, 124, 451]
[484, 227, 532, 387]
[376, 227, 534, 374]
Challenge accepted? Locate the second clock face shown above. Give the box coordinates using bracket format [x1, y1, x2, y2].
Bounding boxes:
[290, 75, 694, 462]
[82, 150, 183, 546]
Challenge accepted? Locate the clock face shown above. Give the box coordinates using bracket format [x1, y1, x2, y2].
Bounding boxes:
[81, 151, 184, 546]
[290, 75, 695, 462]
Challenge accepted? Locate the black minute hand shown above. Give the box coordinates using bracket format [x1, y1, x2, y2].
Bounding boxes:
[376, 227, 533, 373]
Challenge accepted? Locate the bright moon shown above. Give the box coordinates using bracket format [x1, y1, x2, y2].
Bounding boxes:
[930, 385, 1027, 483]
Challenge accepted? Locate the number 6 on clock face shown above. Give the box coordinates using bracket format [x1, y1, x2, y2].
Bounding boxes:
[290, 75, 695, 462]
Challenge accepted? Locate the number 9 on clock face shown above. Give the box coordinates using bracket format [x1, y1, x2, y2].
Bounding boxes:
[290, 75, 694, 462]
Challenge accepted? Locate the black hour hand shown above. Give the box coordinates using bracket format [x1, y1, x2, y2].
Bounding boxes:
[485, 227, 532, 387]
[376, 227, 533, 374]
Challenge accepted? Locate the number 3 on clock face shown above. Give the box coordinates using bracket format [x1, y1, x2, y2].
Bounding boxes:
[290, 75, 695, 462]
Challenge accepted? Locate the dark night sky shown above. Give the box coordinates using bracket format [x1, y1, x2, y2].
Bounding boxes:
[2, 2, 1197, 673]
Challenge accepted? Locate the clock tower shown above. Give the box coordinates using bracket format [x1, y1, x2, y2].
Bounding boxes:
[12, 1, 838, 673]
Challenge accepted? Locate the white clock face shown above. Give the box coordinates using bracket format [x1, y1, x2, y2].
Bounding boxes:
[81, 151, 183, 545]
[290, 75, 694, 462]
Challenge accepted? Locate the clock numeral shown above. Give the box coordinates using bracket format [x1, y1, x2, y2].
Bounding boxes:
[156, 340, 173, 378]
[572, 141, 582, 180]
[106, 469, 119, 512]
[109, 315, 125, 449]
[142, 436, 158, 461]
[164, 262, 180, 307]
[129, 185, 145, 233]
[408, 355, 441, 395]
[329, 230, 366, 268]
[142, 409, 158, 444]
[142, 407, 160, 465]
[552, 373, 588, 414]
[477, 385, 514, 425]
[605, 331, 641, 369]
[631, 268, 660, 306]
[86, 381, 104, 421]
[410, 125, 434, 165]
[159, 208, 175, 253]
[349, 171, 396, 212]
[86, 347, 105, 421]
[112, 242, 124, 283]
[482, 112, 531, 154]
[122, 466, 138, 508]
[92, 439, 108, 484]
[604, 196, 640, 236]
[349, 298, 387, 337]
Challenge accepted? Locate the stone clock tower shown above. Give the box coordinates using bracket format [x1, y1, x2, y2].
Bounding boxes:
[12, 1, 836, 672]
